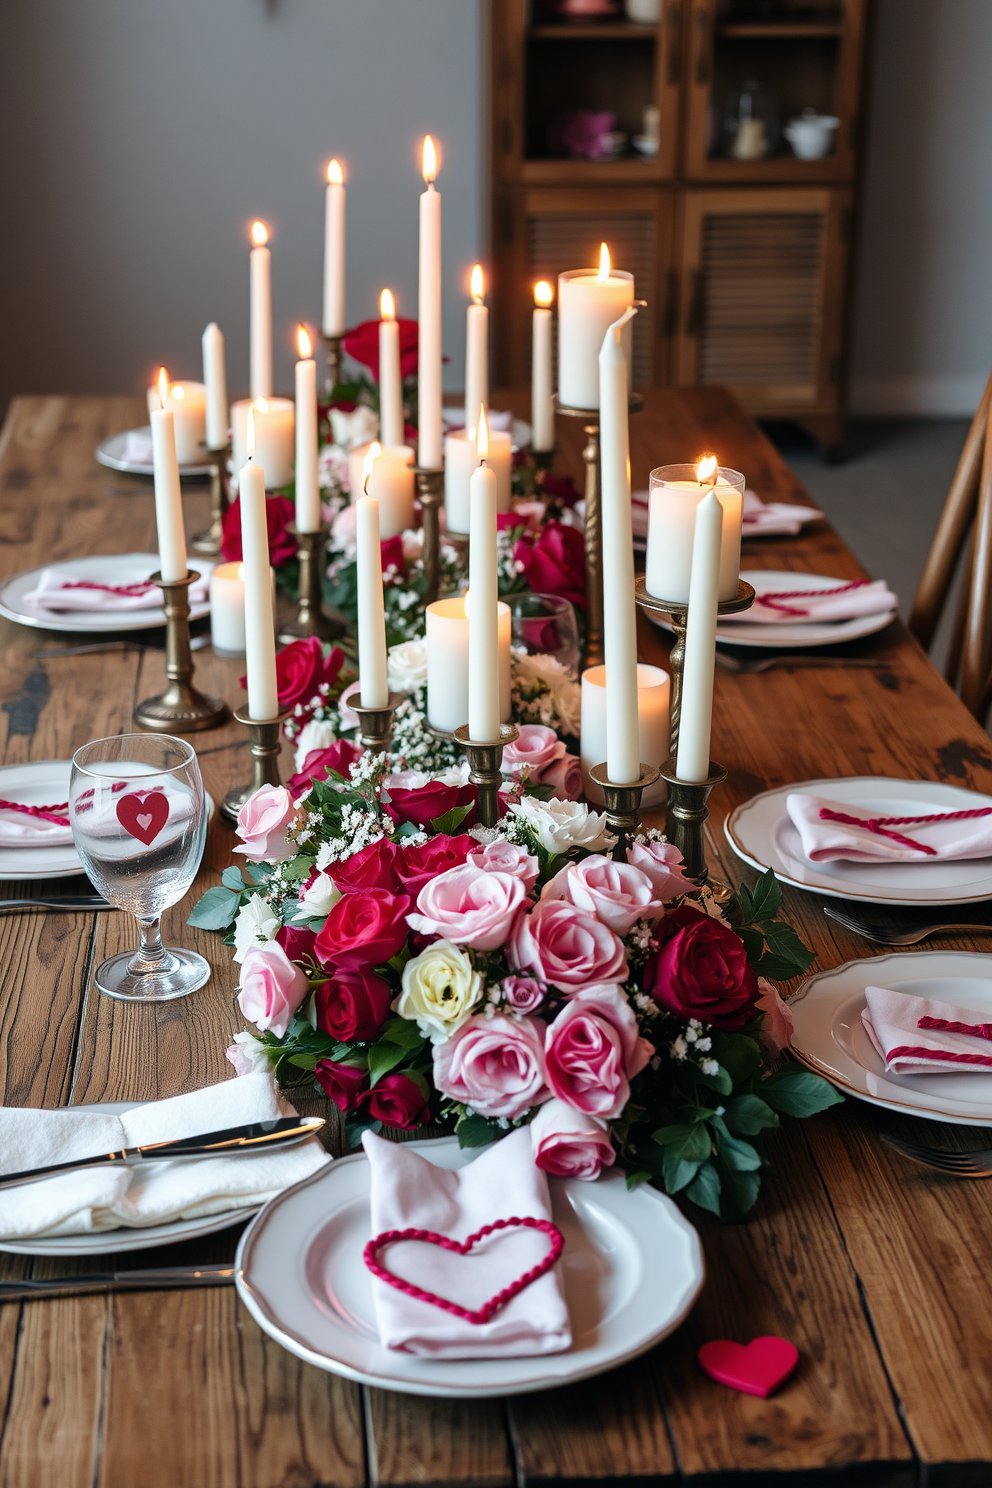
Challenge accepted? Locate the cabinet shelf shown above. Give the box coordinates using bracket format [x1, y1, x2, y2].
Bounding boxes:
[716, 22, 843, 37]
[527, 23, 657, 40]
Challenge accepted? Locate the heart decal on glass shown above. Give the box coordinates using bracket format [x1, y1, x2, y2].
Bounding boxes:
[363, 1216, 565, 1326]
[697, 1336, 799, 1398]
[116, 790, 170, 847]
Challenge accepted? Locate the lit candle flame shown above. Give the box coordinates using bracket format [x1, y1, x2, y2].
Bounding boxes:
[250, 220, 269, 247]
[476, 407, 489, 462]
[470, 263, 485, 304]
[157, 367, 169, 409]
[534, 280, 554, 308]
[696, 454, 717, 484]
[236, 563, 245, 581]
[246, 408, 256, 459]
[327, 159, 344, 185]
[421, 135, 437, 184]
[597, 242, 611, 282]
[362, 441, 381, 493]
[379, 288, 395, 320]
[296, 324, 312, 359]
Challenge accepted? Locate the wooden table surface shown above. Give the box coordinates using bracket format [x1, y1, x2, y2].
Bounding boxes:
[0, 389, 990, 1488]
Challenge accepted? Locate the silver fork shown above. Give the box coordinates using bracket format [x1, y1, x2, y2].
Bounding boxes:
[822, 905, 992, 945]
[715, 653, 891, 675]
[881, 1133, 992, 1177]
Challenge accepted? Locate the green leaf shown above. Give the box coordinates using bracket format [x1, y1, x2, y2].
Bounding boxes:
[652, 1122, 712, 1163]
[367, 1040, 410, 1086]
[187, 886, 241, 930]
[761, 920, 817, 975]
[740, 868, 782, 925]
[713, 1119, 762, 1172]
[685, 1160, 722, 1216]
[221, 865, 245, 891]
[662, 1147, 701, 1193]
[394, 820, 423, 841]
[717, 1163, 762, 1220]
[286, 1052, 319, 1072]
[245, 861, 272, 884]
[724, 1094, 779, 1136]
[379, 1017, 425, 1049]
[624, 1170, 652, 1190]
[430, 804, 473, 836]
[455, 1111, 500, 1148]
[679, 1102, 719, 1124]
[762, 1065, 844, 1118]
[738, 924, 766, 967]
[343, 1113, 382, 1150]
[282, 856, 316, 883]
[710, 1032, 763, 1085]
[694, 1062, 733, 1096]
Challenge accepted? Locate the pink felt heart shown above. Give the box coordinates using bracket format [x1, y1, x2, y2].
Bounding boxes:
[697, 1336, 799, 1398]
[363, 1216, 565, 1326]
[116, 790, 169, 846]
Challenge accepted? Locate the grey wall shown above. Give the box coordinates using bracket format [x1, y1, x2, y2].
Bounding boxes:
[0, 0, 483, 413]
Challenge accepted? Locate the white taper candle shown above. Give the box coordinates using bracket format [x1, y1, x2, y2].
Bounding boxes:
[240, 412, 278, 720]
[676, 489, 722, 782]
[467, 413, 500, 743]
[150, 368, 187, 584]
[598, 308, 640, 784]
[417, 137, 443, 470]
[357, 486, 389, 709]
[294, 325, 320, 533]
[249, 221, 272, 400]
[201, 322, 228, 451]
[322, 160, 346, 338]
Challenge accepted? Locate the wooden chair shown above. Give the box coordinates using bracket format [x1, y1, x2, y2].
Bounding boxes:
[909, 368, 992, 716]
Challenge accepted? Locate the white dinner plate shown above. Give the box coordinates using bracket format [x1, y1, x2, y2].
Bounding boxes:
[0, 553, 214, 633]
[725, 775, 992, 907]
[790, 951, 992, 1125]
[442, 407, 533, 452]
[0, 1102, 258, 1256]
[236, 1136, 704, 1399]
[648, 571, 897, 650]
[96, 427, 212, 478]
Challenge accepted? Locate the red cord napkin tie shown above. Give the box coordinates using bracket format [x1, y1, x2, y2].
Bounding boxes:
[918, 1015, 992, 1042]
[755, 579, 873, 616]
[817, 806, 992, 856]
[0, 799, 70, 827]
[59, 581, 157, 597]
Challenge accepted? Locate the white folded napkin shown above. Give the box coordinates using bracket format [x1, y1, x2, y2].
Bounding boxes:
[0, 1072, 329, 1240]
[330, 405, 380, 451]
[0, 802, 73, 848]
[786, 791, 992, 864]
[722, 576, 897, 624]
[629, 488, 823, 543]
[362, 1128, 571, 1359]
[863, 985, 992, 1074]
[22, 558, 211, 613]
[122, 428, 154, 466]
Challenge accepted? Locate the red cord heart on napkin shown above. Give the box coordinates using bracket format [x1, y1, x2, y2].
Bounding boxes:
[363, 1217, 565, 1326]
[115, 790, 170, 846]
[698, 1337, 799, 1397]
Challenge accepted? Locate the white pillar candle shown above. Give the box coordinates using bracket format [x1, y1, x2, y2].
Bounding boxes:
[676, 490, 722, 783]
[445, 425, 512, 533]
[464, 264, 488, 441]
[580, 665, 670, 808]
[378, 289, 404, 448]
[558, 246, 634, 410]
[249, 220, 272, 400]
[598, 308, 640, 784]
[239, 415, 279, 721]
[149, 370, 187, 584]
[645, 459, 744, 604]
[531, 281, 555, 453]
[165, 381, 206, 465]
[294, 326, 320, 533]
[357, 490, 389, 709]
[426, 596, 511, 735]
[366, 444, 416, 538]
[209, 561, 246, 656]
[231, 398, 295, 490]
[201, 322, 228, 451]
[417, 137, 443, 471]
[322, 160, 346, 339]
[468, 414, 500, 742]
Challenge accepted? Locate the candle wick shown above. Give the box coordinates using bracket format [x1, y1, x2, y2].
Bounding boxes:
[364, 476, 371, 495]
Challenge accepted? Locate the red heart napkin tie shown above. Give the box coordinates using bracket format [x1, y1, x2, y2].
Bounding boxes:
[116, 791, 170, 846]
[363, 1217, 565, 1326]
[697, 1336, 799, 1397]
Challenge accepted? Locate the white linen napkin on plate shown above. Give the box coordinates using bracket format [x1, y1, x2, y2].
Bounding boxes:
[22, 558, 211, 613]
[0, 1072, 329, 1240]
[786, 792, 992, 864]
[721, 576, 897, 624]
[0, 803, 73, 848]
[122, 429, 154, 465]
[630, 488, 823, 543]
[863, 985, 992, 1074]
[362, 1128, 571, 1359]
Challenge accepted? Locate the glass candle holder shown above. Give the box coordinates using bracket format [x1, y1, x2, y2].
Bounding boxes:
[645, 463, 745, 604]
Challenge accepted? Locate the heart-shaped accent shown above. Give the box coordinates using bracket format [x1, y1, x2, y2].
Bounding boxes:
[116, 790, 170, 846]
[697, 1336, 799, 1398]
[363, 1216, 565, 1326]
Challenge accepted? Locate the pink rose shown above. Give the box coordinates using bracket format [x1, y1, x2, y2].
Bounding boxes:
[541, 855, 664, 936]
[433, 1013, 550, 1119]
[501, 975, 545, 1013]
[531, 1098, 616, 1180]
[756, 977, 794, 1055]
[509, 898, 627, 992]
[625, 840, 695, 901]
[545, 986, 654, 1119]
[237, 942, 310, 1038]
[234, 784, 303, 863]
[502, 724, 565, 776]
[539, 751, 583, 801]
[467, 839, 539, 891]
[407, 865, 527, 951]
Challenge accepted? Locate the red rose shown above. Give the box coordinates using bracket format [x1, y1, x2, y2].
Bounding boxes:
[643, 904, 759, 1030]
[314, 888, 411, 968]
[366, 1072, 430, 1130]
[222, 493, 297, 565]
[277, 638, 345, 712]
[387, 781, 477, 831]
[542, 473, 580, 507]
[329, 838, 402, 893]
[287, 739, 362, 793]
[315, 966, 393, 1042]
[315, 1059, 370, 1113]
[275, 923, 317, 964]
[397, 833, 474, 897]
[343, 317, 419, 380]
[514, 521, 586, 611]
[380, 535, 406, 579]
[496, 512, 527, 532]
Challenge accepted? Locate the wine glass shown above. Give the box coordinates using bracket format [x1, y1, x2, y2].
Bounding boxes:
[70, 734, 209, 1001]
[509, 592, 580, 675]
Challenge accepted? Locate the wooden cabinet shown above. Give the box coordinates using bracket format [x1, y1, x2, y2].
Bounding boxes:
[488, 0, 870, 450]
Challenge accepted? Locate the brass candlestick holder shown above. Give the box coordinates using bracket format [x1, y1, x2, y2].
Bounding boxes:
[323, 332, 343, 398]
[659, 757, 729, 896]
[350, 691, 405, 754]
[588, 762, 662, 860]
[453, 723, 518, 828]
[220, 708, 289, 824]
[415, 465, 444, 604]
[190, 444, 231, 558]
[134, 571, 228, 733]
[277, 525, 346, 645]
[634, 576, 755, 755]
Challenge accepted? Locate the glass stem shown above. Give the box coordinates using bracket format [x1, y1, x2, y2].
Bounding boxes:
[128, 915, 168, 975]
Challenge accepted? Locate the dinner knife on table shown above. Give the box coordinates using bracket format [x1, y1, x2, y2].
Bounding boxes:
[0, 1263, 237, 1302]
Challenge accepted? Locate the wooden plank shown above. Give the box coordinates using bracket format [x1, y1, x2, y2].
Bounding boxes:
[365, 1390, 512, 1488]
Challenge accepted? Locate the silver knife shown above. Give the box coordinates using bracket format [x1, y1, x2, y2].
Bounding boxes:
[0, 1262, 236, 1302]
[0, 1115, 325, 1192]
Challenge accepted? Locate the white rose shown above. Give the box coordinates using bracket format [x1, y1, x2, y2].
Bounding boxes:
[509, 796, 617, 855]
[387, 639, 428, 693]
[550, 677, 581, 735]
[297, 870, 341, 920]
[233, 893, 281, 963]
[395, 939, 483, 1043]
[293, 718, 337, 770]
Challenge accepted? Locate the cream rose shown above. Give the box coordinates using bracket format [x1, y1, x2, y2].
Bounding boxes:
[395, 939, 484, 1043]
[387, 639, 428, 693]
[509, 795, 616, 855]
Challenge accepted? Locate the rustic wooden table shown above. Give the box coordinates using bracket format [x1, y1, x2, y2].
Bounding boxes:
[0, 389, 989, 1488]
